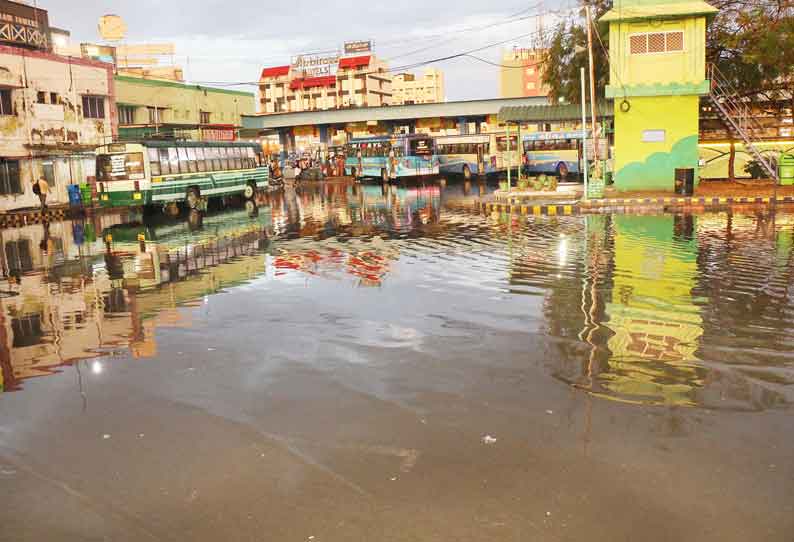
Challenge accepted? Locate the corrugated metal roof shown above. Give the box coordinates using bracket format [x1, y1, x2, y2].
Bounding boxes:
[498, 103, 614, 123]
[600, 1, 718, 22]
[242, 96, 549, 130]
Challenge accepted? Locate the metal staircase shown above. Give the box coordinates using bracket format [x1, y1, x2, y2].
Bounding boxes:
[707, 64, 778, 182]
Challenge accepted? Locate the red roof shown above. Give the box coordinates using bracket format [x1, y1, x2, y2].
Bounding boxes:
[290, 75, 337, 90]
[338, 55, 371, 69]
[261, 65, 290, 79]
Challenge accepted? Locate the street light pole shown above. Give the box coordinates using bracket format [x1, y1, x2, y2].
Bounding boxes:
[585, 4, 599, 166]
[581, 67, 589, 201]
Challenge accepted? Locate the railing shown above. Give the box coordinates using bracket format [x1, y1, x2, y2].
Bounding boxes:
[707, 63, 778, 181]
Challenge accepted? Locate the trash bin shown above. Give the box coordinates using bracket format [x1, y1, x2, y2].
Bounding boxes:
[675, 168, 695, 196]
[80, 183, 93, 205]
[778, 153, 794, 186]
[67, 184, 82, 207]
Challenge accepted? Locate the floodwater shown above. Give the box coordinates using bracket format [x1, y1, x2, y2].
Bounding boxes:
[0, 179, 792, 541]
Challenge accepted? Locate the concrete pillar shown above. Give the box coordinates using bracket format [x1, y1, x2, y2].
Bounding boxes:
[458, 117, 468, 135]
[319, 125, 330, 144]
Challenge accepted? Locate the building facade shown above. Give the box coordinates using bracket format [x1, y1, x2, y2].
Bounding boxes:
[499, 48, 549, 99]
[391, 69, 445, 105]
[114, 76, 255, 141]
[603, 0, 717, 191]
[0, 44, 116, 212]
[259, 55, 392, 115]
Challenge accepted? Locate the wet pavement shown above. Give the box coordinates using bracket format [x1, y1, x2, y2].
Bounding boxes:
[0, 179, 792, 541]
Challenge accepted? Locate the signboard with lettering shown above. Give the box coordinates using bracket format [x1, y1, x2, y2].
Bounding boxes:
[0, 0, 50, 50]
[344, 40, 372, 55]
[201, 127, 236, 142]
[290, 54, 340, 78]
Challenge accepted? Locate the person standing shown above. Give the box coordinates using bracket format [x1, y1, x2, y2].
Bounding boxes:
[32, 176, 49, 211]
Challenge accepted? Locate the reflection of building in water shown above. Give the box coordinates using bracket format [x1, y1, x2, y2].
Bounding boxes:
[0, 215, 270, 393]
[274, 238, 400, 287]
[602, 215, 704, 405]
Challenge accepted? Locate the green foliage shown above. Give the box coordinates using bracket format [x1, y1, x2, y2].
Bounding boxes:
[542, 0, 794, 101]
[542, 1, 611, 104]
[744, 157, 777, 179]
[707, 0, 794, 97]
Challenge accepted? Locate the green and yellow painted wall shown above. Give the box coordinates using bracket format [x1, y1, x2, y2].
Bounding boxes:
[699, 140, 794, 179]
[602, 0, 718, 191]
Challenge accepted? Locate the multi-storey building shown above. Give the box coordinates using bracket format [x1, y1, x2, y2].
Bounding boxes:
[258, 54, 392, 114]
[114, 76, 255, 142]
[0, 43, 116, 211]
[391, 69, 445, 105]
[499, 48, 550, 99]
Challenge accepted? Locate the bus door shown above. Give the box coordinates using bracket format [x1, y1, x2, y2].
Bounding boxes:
[477, 144, 485, 174]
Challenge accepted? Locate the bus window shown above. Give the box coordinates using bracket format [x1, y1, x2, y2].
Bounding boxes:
[147, 148, 161, 176]
[195, 147, 207, 172]
[177, 148, 190, 174]
[231, 148, 242, 169]
[158, 148, 171, 174]
[497, 136, 518, 152]
[186, 147, 198, 173]
[219, 148, 230, 170]
[167, 148, 180, 174]
[209, 148, 221, 170]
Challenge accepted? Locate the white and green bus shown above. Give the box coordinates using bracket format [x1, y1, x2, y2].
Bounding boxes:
[95, 141, 270, 210]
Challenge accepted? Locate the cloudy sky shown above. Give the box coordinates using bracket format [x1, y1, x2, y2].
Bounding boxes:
[41, 0, 576, 101]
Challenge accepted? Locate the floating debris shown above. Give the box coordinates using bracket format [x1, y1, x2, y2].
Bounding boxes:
[482, 435, 497, 444]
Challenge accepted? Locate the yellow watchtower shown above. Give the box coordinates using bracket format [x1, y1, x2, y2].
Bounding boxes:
[601, 0, 718, 191]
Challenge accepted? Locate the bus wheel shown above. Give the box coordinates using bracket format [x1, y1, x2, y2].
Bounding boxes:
[463, 165, 472, 181]
[556, 162, 569, 179]
[186, 187, 201, 210]
[381, 168, 389, 183]
[244, 182, 256, 200]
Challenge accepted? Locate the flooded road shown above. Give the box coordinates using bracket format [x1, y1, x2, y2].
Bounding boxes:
[0, 179, 793, 541]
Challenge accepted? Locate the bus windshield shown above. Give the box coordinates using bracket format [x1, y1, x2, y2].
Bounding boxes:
[97, 153, 145, 182]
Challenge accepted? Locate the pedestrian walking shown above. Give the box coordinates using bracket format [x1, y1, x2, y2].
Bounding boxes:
[32, 176, 49, 211]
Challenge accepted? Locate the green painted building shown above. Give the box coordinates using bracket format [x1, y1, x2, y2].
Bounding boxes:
[602, 0, 718, 191]
[114, 76, 255, 142]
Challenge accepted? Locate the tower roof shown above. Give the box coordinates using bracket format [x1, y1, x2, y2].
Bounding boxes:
[600, 0, 718, 23]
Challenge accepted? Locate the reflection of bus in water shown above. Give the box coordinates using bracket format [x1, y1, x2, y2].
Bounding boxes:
[102, 206, 273, 289]
[345, 135, 439, 181]
[436, 133, 521, 179]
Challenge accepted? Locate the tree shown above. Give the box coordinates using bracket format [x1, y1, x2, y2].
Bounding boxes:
[542, 0, 794, 180]
[542, 1, 612, 104]
[543, 0, 794, 103]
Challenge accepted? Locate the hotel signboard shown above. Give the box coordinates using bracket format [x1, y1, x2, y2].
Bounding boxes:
[290, 53, 340, 78]
[344, 40, 372, 55]
[0, 0, 50, 50]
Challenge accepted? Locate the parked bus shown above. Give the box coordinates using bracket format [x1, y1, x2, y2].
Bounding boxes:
[521, 130, 607, 179]
[436, 133, 521, 179]
[95, 141, 270, 211]
[345, 134, 439, 181]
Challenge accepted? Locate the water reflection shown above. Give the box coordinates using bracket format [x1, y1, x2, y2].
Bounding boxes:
[0, 179, 793, 412]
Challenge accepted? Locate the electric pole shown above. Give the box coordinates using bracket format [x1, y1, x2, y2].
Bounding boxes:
[585, 4, 599, 165]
